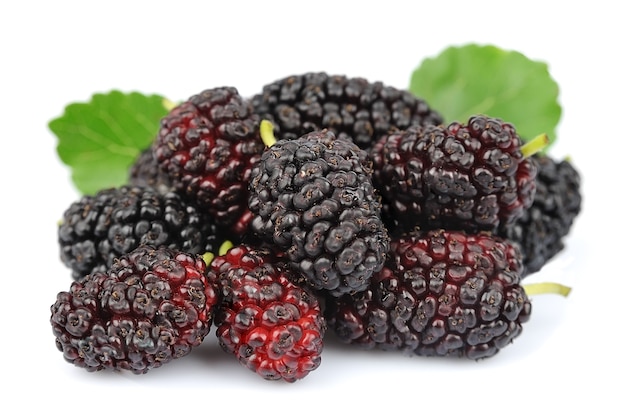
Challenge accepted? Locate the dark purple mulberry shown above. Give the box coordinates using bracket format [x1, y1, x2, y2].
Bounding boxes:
[370, 115, 538, 233]
[499, 155, 582, 276]
[251, 72, 443, 150]
[58, 185, 223, 280]
[325, 229, 531, 360]
[50, 245, 219, 374]
[128, 146, 173, 193]
[248, 129, 390, 297]
[153, 87, 265, 233]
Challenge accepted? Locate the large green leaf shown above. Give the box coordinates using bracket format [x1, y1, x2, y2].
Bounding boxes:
[410, 44, 562, 146]
[49, 90, 169, 195]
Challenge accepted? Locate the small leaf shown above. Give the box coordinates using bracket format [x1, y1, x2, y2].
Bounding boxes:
[49, 90, 169, 195]
[409, 44, 562, 147]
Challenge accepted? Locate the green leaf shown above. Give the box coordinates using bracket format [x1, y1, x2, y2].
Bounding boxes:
[409, 43, 562, 147]
[49, 90, 169, 195]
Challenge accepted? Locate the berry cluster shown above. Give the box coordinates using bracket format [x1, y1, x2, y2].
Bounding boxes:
[51, 77, 582, 382]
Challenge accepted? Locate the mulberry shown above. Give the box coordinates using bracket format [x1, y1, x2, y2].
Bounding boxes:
[58, 185, 223, 279]
[251, 72, 443, 150]
[129, 146, 173, 193]
[370, 115, 539, 233]
[325, 230, 531, 360]
[209, 244, 326, 382]
[50, 245, 219, 374]
[248, 126, 390, 296]
[499, 155, 582, 276]
[153, 86, 265, 232]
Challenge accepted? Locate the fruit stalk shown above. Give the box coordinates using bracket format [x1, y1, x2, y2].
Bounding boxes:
[260, 119, 277, 147]
[521, 133, 550, 158]
[523, 282, 571, 297]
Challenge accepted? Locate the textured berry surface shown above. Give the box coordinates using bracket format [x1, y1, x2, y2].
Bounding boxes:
[251, 72, 443, 150]
[153, 87, 265, 231]
[50, 245, 219, 374]
[129, 146, 173, 193]
[325, 230, 531, 360]
[58, 185, 223, 279]
[209, 245, 326, 382]
[248, 129, 390, 296]
[370, 115, 537, 233]
[500, 155, 582, 276]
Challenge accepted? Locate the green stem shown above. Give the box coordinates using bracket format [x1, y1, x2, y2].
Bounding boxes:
[202, 252, 215, 267]
[524, 282, 571, 297]
[162, 98, 178, 112]
[521, 133, 549, 158]
[260, 119, 277, 148]
[218, 240, 235, 256]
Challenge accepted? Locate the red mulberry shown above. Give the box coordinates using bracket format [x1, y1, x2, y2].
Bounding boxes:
[209, 245, 326, 382]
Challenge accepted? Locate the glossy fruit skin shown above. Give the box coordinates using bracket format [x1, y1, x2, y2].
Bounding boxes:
[209, 245, 326, 382]
[129, 146, 173, 194]
[251, 72, 443, 150]
[58, 185, 223, 280]
[325, 230, 531, 360]
[50, 245, 219, 374]
[248, 129, 390, 297]
[153, 86, 265, 232]
[370, 115, 537, 233]
[499, 155, 582, 276]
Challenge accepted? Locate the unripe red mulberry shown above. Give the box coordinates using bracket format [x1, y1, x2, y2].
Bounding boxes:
[209, 244, 326, 382]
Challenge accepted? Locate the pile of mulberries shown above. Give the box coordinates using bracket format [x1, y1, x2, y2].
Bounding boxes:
[51, 73, 582, 382]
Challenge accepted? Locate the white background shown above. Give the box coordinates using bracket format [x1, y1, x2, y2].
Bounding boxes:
[1, 1, 624, 419]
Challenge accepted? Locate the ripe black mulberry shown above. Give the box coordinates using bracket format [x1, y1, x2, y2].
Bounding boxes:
[499, 155, 582, 276]
[248, 129, 390, 296]
[129, 146, 173, 193]
[58, 185, 223, 279]
[251, 72, 443, 150]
